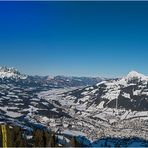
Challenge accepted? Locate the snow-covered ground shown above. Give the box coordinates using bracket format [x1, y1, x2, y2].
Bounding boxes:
[0, 68, 148, 146]
[37, 88, 148, 142]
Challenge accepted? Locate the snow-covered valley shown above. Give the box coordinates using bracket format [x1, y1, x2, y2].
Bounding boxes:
[0, 67, 148, 146]
[38, 88, 148, 142]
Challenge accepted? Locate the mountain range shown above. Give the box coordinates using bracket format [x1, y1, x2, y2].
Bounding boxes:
[0, 66, 104, 88]
[0, 66, 147, 146]
[0, 66, 105, 121]
[63, 70, 148, 111]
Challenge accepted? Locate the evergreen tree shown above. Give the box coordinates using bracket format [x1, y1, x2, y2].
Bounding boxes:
[43, 130, 52, 147]
[71, 136, 77, 147]
[33, 128, 44, 147]
[13, 126, 25, 147]
[49, 133, 56, 147]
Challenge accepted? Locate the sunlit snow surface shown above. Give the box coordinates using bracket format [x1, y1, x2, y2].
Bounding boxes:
[0, 69, 148, 146]
[0, 67, 27, 79]
[38, 87, 148, 142]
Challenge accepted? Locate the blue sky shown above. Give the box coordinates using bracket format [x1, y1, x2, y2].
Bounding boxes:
[0, 1, 148, 77]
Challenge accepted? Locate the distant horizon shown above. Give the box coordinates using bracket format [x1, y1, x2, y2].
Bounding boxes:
[0, 65, 148, 79]
[0, 1, 148, 78]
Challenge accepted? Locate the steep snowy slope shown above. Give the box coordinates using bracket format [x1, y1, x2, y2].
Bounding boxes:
[61, 71, 148, 111]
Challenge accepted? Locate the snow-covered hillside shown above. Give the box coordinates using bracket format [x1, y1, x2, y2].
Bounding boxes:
[0, 68, 148, 146]
[61, 71, 148, 111]
[37, 71, 148, 142]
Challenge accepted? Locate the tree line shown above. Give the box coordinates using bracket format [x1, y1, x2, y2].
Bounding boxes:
[0, 124, 82, 147]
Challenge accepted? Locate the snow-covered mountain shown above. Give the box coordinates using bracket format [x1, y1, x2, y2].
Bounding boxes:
[61, 71, 148, 111]
[0, 67, 148, 146]
[50, 75, 105, 87]
[0, 66, 27, 79]
[0, 66, 106, 121]
[0, 66, 105, 89]
[38, 71, 148, 142]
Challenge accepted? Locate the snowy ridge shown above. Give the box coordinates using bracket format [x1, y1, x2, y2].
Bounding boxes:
[96, 70, 148, 87]
[0, 66, 106, 87]
[61, 71, 148, 111]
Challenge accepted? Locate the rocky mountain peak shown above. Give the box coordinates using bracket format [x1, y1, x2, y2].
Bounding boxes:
[0, 66, 27, 79]
[124, 70, 148, 82]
